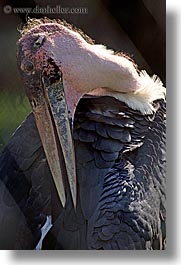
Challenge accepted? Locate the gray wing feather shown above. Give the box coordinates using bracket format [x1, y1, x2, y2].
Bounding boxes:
[0, 113, 51, 249]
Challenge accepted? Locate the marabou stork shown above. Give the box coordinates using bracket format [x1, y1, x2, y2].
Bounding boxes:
[0, 18, 166, 250]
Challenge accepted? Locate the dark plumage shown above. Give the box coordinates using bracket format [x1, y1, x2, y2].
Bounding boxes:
[43, 96, 166, 249]
[0, 114, 51, 249]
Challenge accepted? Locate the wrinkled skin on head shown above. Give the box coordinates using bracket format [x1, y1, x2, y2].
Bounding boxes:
[18, 24, 61, 106]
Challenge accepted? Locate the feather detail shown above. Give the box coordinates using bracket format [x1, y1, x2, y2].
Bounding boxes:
[92, 44, 115, 55]
[88, 70, 166, 115]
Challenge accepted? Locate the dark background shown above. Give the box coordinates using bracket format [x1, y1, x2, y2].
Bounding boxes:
[0, 0, 165, 151]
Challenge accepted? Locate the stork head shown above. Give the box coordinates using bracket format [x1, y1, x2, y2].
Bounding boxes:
[17, 18, 165, 208]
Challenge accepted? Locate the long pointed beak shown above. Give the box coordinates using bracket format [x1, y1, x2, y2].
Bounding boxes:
[30, 78, 77, 208]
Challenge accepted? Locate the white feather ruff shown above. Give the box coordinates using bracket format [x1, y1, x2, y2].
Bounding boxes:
[89, 70, 166, 115]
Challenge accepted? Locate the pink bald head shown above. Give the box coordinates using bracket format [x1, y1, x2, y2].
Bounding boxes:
[18, 20, 142, 117]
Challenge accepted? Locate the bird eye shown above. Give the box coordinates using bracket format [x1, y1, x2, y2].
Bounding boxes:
[33, 36, 45, 49]
[24, 61, 34, 72]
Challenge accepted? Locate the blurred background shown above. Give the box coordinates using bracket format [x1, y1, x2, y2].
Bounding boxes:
[0, 0, 165, 151]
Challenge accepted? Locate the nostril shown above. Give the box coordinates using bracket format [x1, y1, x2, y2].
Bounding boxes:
[31, 99, 37, 108]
